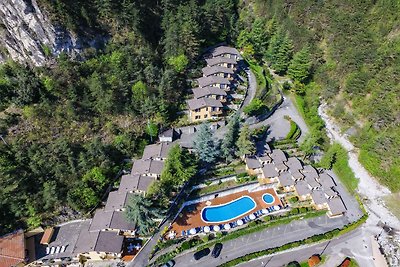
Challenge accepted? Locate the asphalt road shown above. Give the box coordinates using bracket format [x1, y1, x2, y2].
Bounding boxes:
[172, 215, 350, 267]
[249, 95, 309, 143]
[237, 226, 378, 267]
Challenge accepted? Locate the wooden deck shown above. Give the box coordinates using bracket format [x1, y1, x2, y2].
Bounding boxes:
[170, 188, 281, 237]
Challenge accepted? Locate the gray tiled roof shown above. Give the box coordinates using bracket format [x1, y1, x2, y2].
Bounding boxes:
[258, 154, 272, 163]
[261, 163, 279, 178]
[187, 98, 223, 110]
[275, 162, 288, 171]
[278, 172, 295, 187]
[286, 157, 303, 171]
[192, 87, 227, 99]
[159, 128, 178, 139]
[104, 191, 131, 212]
[295, 180, 311, 196]
[304, 173, 321, 188]
[197, 76, 231, 88]
[311, 190, 327, 205]
[118, 174, 155, 193]
[245, 156, 262, 169]
[270, 149, 287, 163]
[73, 224, 99, 253]
[205, 56, 237, 66]
[328, 197, 347, 215]
[319, 173, 337, 188]
[290, 170, 304, 180]
[142, 142, 172, 160]
[109, 211, 135, 231]
[210, 46, 240, 57]
[89, 209, 113, 231]
[131, 159, 165, 176]
[302, 165, 319, 178]
[324, 188, 338, 198]
[94, 231, 124, 253]
[202, 65, 234, 76]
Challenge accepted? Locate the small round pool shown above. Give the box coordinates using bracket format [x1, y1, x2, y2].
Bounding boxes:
[262, 193, 275, 204]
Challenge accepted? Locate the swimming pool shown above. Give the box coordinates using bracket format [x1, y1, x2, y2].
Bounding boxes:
[262, 193, 275, 204]
[201, 196, 256, 223]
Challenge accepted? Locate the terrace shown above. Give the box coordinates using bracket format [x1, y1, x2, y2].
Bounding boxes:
[169, 188, 282, 238]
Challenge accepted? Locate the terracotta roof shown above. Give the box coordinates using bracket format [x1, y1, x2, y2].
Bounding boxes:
[40, 228, 54, 245]
[202, 66, 234, 76]
[308, 255, 321, 267]
[187, 98, 223, 110]
[197, 76, 231, 88]
[0, 230, 26, 267]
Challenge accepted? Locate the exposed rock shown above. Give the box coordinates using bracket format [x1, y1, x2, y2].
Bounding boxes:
[0, 0, 105, 66]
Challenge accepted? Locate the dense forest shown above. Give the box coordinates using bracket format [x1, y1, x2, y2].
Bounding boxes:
[0, 0, 237, 234]
[0, 0, 399, 234]
[236, 0, 400, 190]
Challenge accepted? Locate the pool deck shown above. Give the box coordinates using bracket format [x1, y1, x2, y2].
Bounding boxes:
[170, 188, 282, 237]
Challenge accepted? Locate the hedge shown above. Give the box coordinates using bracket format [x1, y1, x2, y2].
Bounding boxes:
[217, 214, 368, 267]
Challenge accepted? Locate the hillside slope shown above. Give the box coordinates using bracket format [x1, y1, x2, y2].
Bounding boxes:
[238, 0, 400, 191]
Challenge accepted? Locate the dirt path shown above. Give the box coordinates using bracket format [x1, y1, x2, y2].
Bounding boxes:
[318, 102, 400, 230]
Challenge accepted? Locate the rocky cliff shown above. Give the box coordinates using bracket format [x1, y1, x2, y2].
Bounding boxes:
[0, 0, 104, 66]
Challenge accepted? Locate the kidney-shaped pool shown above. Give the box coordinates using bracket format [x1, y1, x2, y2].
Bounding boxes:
[201, 196, 256, 223]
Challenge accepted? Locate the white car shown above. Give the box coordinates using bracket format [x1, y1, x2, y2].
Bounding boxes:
[161, 260, 175, 267]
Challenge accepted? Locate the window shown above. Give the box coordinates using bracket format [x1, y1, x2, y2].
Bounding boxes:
[204, 114, 208, 118]
[205, 107, 208, 111]
[195, 108, 200, 112]
[195, 115, 200, 120]
[212, 107, 217, 111]
[221, 84, 226, 89]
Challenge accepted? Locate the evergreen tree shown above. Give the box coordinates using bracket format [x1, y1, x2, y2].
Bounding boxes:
[236, 125, 255, 158]
[193, 122, 219, 164]
[288, 46, 312, 83]
[124, 194, 163, 235]
[273, 34, 294, 74]
[267, 30, 293, 74]
[221, 113, 240, 162]
[250, 18, 269, 54]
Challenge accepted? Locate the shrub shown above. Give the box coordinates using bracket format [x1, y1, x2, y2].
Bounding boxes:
[243, 98, 268, 116]
[181, 241, 190, 250]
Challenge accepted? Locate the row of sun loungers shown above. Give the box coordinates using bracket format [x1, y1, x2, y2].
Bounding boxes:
[180, 205, 283, 237]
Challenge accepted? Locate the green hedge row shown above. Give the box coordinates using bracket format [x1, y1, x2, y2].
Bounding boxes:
[217, 214, 368, 267]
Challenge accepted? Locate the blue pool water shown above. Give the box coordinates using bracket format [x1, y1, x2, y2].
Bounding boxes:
[201, 196, 256, 223]
[262, 193, 275, 204]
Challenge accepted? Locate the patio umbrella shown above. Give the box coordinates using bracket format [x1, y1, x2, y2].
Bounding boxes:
[213, 225, 220, 232]
[262, 209, 268, 214]
[237, 219, 243, 226]
[249, 214, 256, 220]
[204, 226, 211, 233]
[224, 224, 231, 230]
[189, 228, 197, 235]
[168, 231, 175, 239]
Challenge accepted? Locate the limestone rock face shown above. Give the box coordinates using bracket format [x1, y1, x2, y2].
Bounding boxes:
[0, 0, 103, 66]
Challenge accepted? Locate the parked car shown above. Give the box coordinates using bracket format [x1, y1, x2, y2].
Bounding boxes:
[160, 259, 175, 267]
[211, 243, 223, 258]
[193, 248, 210, 260]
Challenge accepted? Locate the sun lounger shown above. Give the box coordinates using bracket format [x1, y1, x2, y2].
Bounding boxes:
[181, 230, 185, 236]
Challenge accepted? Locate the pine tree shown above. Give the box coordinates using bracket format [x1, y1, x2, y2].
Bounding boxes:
[236, 125, 255, 158]
[221, 112, 240, 162]
[193, 122, 219, 164]
[288, 46, 312, 83]
[250, 18, 269, 54]
[273, 34, 294, 74]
